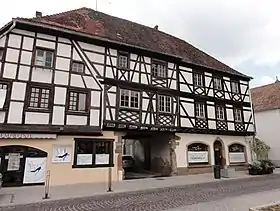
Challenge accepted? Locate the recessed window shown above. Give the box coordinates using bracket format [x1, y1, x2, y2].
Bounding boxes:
[151, 61, 167, 78]
[194, 73, 203, 87]
[195, 102, 205, 119]
[118, 53, 129, 69]
[0, 48, 4, 60]
[234, 108, 242, 122]
[213, 78, 222, 90]
[159, 95, 171, 113]
[216, 105, 225, 120]
[231, 81, 239, 93]
[72, 62, 84, 73]
[35, 48, 54, 68]
[68, 91, 87, 112]
[29, 87, 50, 109]
[74, 139, 113, 168]
[120, 89, 139, 109]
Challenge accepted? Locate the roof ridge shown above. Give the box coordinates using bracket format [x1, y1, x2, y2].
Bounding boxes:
[251, 81, 280, 90]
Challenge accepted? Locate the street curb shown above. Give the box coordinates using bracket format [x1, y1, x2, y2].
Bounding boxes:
[249, 201, 280, 211]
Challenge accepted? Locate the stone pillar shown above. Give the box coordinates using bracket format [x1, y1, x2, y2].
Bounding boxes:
[169, 135, 180, 176]
[114, 132, 126, 181]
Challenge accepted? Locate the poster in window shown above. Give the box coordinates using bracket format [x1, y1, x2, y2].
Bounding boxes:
[229, 152, 245, 163]
[52, 145, 72, 163]
[0, 89, 7, 109]
[95, 154, 110, 165]
[7, 153, 21, 171]
[77, 154, 92, 165]
[188, 151, 208, 163]
[23, 157, 47, 184]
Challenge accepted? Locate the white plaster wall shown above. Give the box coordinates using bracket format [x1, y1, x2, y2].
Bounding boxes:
[56, 57, 70, 71]
[175, 133, 251, 168]
[0, 36, 6, 47]
[3, 63, 17, 79]
[22, 37, 34, 50]
[11, 82, 26, 101]
[85, 51, 104, 64]
[8, 34, 22, 48]
[83, 76, 98, 89]
[18, 66, 30, 81]
[52, 106, 65, 125]
[90, 109, 99, 126]
[57, 43, 71, 57]
[255, 109, 280, 166]
[20, 51, 32, 65]
[7, 102, 23, 124]
[54, 71, 69, 85]
[6, 48, 19, 63]
[70, 74, 85, 88]
[32, 68, 52, 83]
[25, 112, 49, 124]
[37, 33, 56, 41]
[54, 87, 66, 105]
[66, 115, 87, 125]
[91, 91, 100, 107]
[12, 29, 35, 37]
[36, 39, 55, 49]
[0, 111, 5, 123]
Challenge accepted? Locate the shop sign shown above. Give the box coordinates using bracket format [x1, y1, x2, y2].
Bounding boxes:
[0, 133, 57, 139]
[229, 152, 245, 163]
[188, 151, 208, 163]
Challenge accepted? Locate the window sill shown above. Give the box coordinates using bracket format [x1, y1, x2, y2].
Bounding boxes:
[66, 110, 89, 115]
[72, 164, 114, 169]
[33, 65, 53, 70]
[26, 107, 50, 113]
[152, 76, 167, 80]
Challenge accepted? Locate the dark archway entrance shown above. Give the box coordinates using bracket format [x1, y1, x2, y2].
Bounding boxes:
[213, 140, 225, 168]
[0, 145, 47, 187]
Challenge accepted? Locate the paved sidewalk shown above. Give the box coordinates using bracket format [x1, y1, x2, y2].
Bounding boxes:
[0, 169, 279, 207]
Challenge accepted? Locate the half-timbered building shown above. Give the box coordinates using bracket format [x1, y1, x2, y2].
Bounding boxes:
[0, 8, 254, 187]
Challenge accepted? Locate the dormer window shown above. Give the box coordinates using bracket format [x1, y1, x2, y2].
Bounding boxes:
[194, 73, 203, 87]
[151, 60, 167, 78]
[118, 53, 129, 69]
[231, 81, 239, 93]
[213, 77, 222, 90]
[35, 48, 54, 68]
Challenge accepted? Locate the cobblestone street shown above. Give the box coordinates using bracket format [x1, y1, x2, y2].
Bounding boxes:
[1, 174, 280, 211]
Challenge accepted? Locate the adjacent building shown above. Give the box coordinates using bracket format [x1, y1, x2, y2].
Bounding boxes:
[251, 80, 280, 167]
[0, 8, 254, 187]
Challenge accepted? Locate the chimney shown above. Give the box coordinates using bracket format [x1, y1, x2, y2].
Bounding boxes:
[36, 11, 42, 18]
[154, 25, 158, 30]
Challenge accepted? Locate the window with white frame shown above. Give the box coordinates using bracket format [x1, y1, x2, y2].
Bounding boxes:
[118, 53, 129, 69]
[195, 102, 205, 118]
[35, 48, 54, 68]
[29, 87, 50, 109]
[72, 62, 84, 73]
[159, 95, 171, 113]
[120, 89, 140, 109]
[194, 73, 203, 87]
[213, 77, 222, 90]
[231, 81, 239, 93]
[216, 105, 225, 120]
[151, 61, 167, 78]
[234, 108, 242, 122]
[0, 48, 4, 60]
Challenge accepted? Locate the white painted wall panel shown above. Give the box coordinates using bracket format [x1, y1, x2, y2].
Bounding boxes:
[58, 37, 71, 44]
[228, 122, 235, 131]
[207, 105, 215, 119]
[32, 68, 52, 84]
[70, 74, 85, 88]
[83, 76, 98, 89]
[20, 51, 32, 65]
[244, 95, 250, 103]
[181, 118, 192, 127]
[109, 49, 117, 57]
[108, 93, 116, 107]
[91, 91, 100, 107]
[90, 109, 99, 126]
[73, 49, 82, 61]
[36, 39, 55, 49]
[6, 48, 19, 63]
[22, 37, 34, 50]
[11, 82, 26, 101]
[7, 102, 23, 124]
[52, 106, 65, 125]
[226, 108, 234, 121]
[181, 101, 194, 117]
[25, 112, 49, 124]
[85, 51, 104, 63]
[18, 66, 30, 81]
[94, 64, 104, 76]
[0, 36, 6, 47]
[0, 111, 5, 123]
[3, 63, 17, 79]
[67, 115, 87, 125]
[54, 70, 69, 85]
[12, 29, 35, 37]
[54, 87, 67, 105]
[78, 42, 104, 53]
[243, 110, 251, 122]
[248, 124, 254, 132]
[240, 84, 247, 95]
[105, 67, 114, 78]
[57, 43, 71, 57]
[56, 57, 70, 71]
[208, 120, 216, 129]
[130, 53, 138, 61]
[37, 33, 56, 41]
[8, 34, 21, 48]
[141, 71, 148, 84]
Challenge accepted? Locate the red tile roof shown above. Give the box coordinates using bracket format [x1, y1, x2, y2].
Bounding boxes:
[251, 81, 280, 112]
[14, 7, 250, 78]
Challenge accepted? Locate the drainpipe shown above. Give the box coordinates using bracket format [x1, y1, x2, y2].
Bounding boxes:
[0, 21, 16, 40]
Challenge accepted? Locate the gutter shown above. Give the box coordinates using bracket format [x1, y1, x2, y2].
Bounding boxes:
[0, 21, 16, 40]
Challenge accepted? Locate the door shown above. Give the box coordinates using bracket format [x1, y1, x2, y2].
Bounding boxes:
[213, 140, 223, 167]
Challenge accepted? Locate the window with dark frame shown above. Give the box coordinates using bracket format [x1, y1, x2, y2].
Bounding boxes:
[29, 87, 50, 109]
[118, 53, 129, 69]
[35, 48, 54, 68]
[159, 95, 171, 113]
[74, 139, 113, 168]
[68, 91, 87, 112]
[213, 77, 222, 90]
[234, 108, 242, 122]
[0, 48, 4, 60]
[216, 105, 225, 120]
[151, 60, 167, 78]
[0, 83, 7, 90]
[231, 81, 240, 93]
[195, 102, 205, 118]
[188, 143, 209, 165]
[194, 73, 203, 87]
[120, 89, 139, 109]
[72, 62, 84, 73]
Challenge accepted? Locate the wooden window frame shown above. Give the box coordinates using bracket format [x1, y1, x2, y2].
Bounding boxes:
[117, 52, 129, 69]
[231, 81, 240, 94]
[73, 138, 114, 168]
[158, 95, 172, 113]
[213, 77, 223, 90]
[233, 108, 243, 122]
[216, 105, 225, 120]
[34, 47, 54, 69]
[71, 61, 85, 74]
[119, 88, 140, 109]
[195, 102, 205, 119]
[28, 86, 51, 109]
[193, 72, 204, 87]
[67, 90, 89, 112]
[151, 59, 167, 79]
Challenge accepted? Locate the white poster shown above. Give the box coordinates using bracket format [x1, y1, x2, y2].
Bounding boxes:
[77, 154, 92, 165]
[229, 152, 245, 163]
[95, 154, 110, 165]
[0, 89, 7, 109]
[52, 145, 72, 163]
[23, 157, 47, 184]
[7, 153, 21, 171]
[188, 151, 208, 163]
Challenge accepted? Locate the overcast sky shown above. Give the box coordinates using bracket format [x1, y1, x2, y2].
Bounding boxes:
[1, 0, 279, 88]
